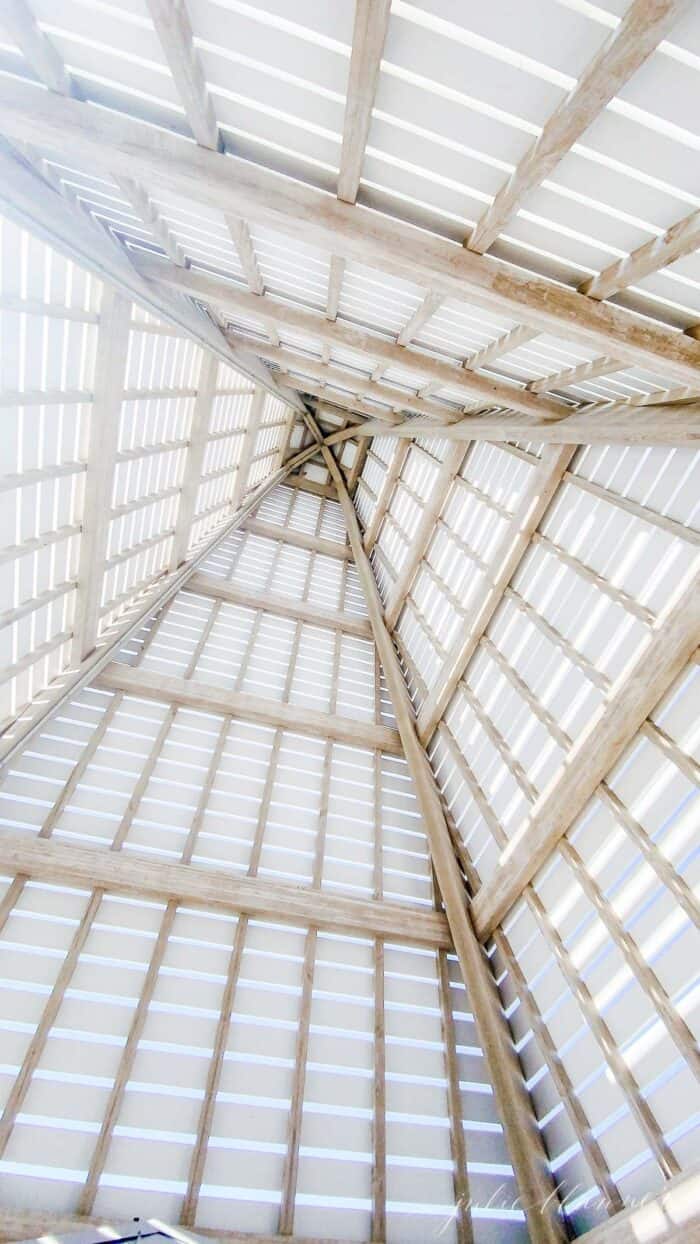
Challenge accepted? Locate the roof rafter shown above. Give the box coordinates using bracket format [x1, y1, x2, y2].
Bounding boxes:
[71, 287, 131, 665]
[170, 351, 219, 569]
[3, 77, 698, 386]
[338, 0, 391, 205]
[470, 567, 700, 939]
[138, 255, 570, 420]
[467, 0, 689, 254]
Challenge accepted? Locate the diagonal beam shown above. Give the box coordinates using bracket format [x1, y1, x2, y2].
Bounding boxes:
[338, 0, 392, 204]
[3, 79, 699, 387]
[225, 214, 265, 294]
[145, 0, 220, 150]
[470, 563, 700, 939]
[170, 351, 218, 569]
[384, 443, 466, 629]
[416, 445, 576, 743]
[465, 323, 539, 371]
[397, 290, 443, 346]
[0, 828, 450, 947]
[312, 416, 565, 1243]
[527, 354, 625, 394]
[1, 0, 77, 95]
[139, 256, 566, 420]
[71, 287, 131, 664]
[468, 0, 689, 254]
[0, 143, 301, 407]
[230, 383, 265, 509]
[580, 206, 700, 301]
[0, 441, 321, 769]
[362, 440, 410, 554]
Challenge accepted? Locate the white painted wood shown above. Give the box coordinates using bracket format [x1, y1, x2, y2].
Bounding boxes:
[416, 446, 575, 742]
[187, 571, 372, 636]
[145, 0, 220, 150]
[71, 288, 131, 664]
[338, 0, 392, 204]
[97, 662, 403, 752]
[581, 207, 700, 300]
[0, 828, 452, 947]
[314, 418, 565, 1244]
[171, 352, 219, 569]
[468, 0, 689, 253]
[4, 79, 699, 386]
[471, 562, 700, 938]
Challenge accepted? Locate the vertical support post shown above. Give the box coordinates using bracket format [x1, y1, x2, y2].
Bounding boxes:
[313, 421, 565, 1243]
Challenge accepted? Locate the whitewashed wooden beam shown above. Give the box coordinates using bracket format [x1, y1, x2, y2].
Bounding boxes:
[140, 257, 565, 420]
[527, 354, 625, 393]
[581, 206, 700, 301]
[4, 80, 698, 386]
[242, 516, 352, 559]
[0, 441, 320, 768]
[416, 445, 575, 743]
[0, 143, 302, 407]
[338, 0, 391, 204]
[468, 0, 689, 253]
[0, 828, 451, 947]
[71, 288, 131, 665]
[97, 662, 403, 752]
[145, 0, 220, 150]
[581, 1161, 700, 1244]
[465, 323, 539, 371]
[116, 175, 184, 266]
[313, 417, 565, 1244]
[187, 571, 372, 636]
[230, 383, 265, 510]
[397, 290, 443, 346]
[1, 0, 78, 95]
[345, 403, 700, 446]
[326, 254, 345, 321]
[362, 441, 410, 553]
[384, 444, 466, 629]
[471, 562, 700, 939]
[225, 214, 265, 294]
[170, 351, 218, 569]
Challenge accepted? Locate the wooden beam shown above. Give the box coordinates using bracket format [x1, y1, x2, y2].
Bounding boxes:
[242, 516, 352, 559]
[0, 1214, 380, 1244]
[187, 571, 372, 636]
[137, 256, 568, 422]
[231, 384, 264, 509]
[97, 662, 403, 752]
[466, 324, 538, 371]
[527, 354, 625, 394]
[0, 142, 301, 408]
[580, 1162, 700, 1244]
[347, 404, 700, 446]
[313, 419, 565, 1244]
[337, 0, 391, 204]
[397, 290, 443, 346]
[384, 444, 466, 629]
[362, 441, 410, 553]
[0, 828, 451, 947]
[71, 288, 131, 664]
[171, 352, 218, 568]
[1, 0, 78, 96]
[145, 0, 220, 150]
[225, 215, 265, 295]
[468, 0, 688, 253]
[580, 206, 700, 301]
[471, 562, 700, 939]
[3, 79, 698, 386]
[326, 254, 345, 321]
[416, 446, 575, 743]
[0, 442, 320, 768]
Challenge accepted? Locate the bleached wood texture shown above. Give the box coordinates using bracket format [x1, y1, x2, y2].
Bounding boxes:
[187, 571, 372, 636]
[468, 0, 689, 253]
[313, 417, 565, 1244]
[2, 77, 699, 387]
[337, 0, 392, 204]
[0, 828, 451, 947]
[97, 662, 404, 752]
[471, 563, 700, 938]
